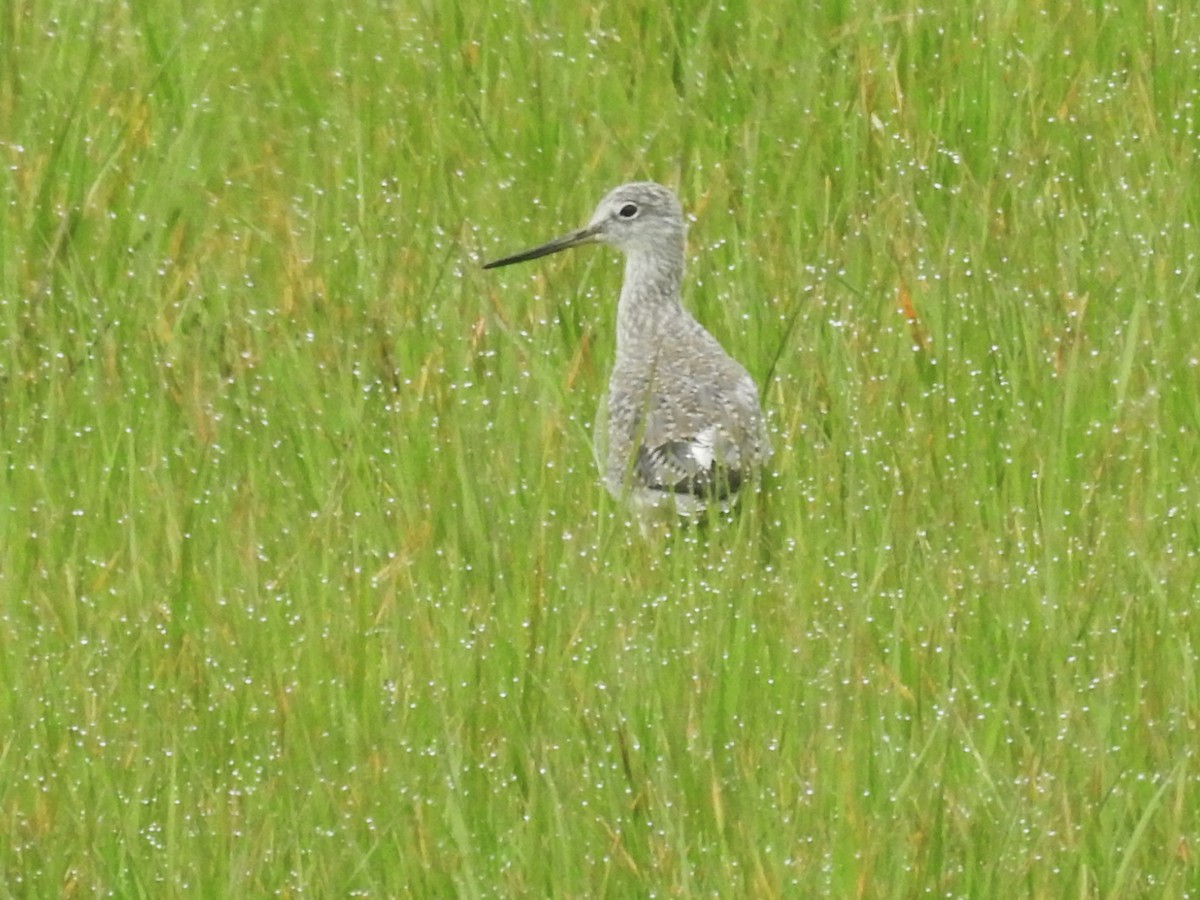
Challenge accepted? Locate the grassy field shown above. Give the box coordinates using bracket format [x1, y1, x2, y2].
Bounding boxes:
[2, 0, 1199, 895]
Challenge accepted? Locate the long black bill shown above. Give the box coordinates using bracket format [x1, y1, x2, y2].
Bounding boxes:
[482, 226, 599, 269]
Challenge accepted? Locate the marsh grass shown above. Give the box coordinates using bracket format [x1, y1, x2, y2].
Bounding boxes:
[2, 1, 1198, 895]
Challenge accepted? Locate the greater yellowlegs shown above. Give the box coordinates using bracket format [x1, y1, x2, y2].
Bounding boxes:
[484, 182, 769, 522]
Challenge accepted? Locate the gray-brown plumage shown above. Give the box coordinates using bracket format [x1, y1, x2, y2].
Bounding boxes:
[484, 182, 769, 521]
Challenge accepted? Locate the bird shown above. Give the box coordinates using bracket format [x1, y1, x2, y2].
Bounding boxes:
[483, 181, 769, 524]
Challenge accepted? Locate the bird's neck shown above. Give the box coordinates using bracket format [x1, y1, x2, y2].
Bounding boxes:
[615, 250, 690, 361]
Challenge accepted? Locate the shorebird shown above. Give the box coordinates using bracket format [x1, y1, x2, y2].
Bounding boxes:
[484, 182, 769, 523]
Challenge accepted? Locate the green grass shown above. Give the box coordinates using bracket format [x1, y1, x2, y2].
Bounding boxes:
[2, 0, 1199, 896]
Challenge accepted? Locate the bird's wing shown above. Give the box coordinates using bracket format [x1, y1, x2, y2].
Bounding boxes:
[633, 358, 762, 502]
[603, 340, 766, 507]
[634, 425, 745, 500]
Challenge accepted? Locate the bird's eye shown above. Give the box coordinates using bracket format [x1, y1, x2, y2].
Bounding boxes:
[618, 203, 639, 219]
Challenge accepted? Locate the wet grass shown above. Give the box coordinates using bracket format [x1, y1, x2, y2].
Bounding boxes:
[2, 1, 1199, 896]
